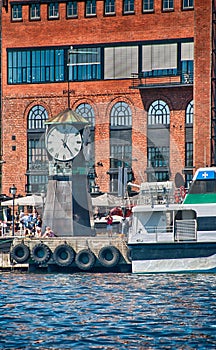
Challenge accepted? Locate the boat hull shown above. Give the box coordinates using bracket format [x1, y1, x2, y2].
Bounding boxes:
[128, 242, 216, 273]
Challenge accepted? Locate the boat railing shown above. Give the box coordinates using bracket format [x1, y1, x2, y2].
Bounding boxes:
[129, 219, 197, 243]
[174, 219, 197, 241]
[136, 193, 176, 206]
[144, 225, 173, 234]
[128, 225, 175, 243]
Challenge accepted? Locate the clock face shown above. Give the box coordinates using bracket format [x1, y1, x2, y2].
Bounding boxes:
[46, 124, 82, 161]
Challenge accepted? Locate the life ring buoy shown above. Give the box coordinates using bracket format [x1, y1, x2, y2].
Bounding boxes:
[53, 244, 75, 267]
[75, 249, 95, 271]
[98, 246, 120, 268]
[10, 243, 30, 263]
[31, 243, 51, 264]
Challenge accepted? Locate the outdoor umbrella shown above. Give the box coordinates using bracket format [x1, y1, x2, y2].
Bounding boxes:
[1, 194, 43, 207]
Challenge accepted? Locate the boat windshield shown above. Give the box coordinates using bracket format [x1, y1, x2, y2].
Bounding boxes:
[188, 179, 216, 194]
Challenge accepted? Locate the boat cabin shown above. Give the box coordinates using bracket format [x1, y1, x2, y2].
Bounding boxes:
[129, 205, 197, 243]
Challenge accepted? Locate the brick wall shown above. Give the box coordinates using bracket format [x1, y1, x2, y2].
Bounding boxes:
[1, 0, 210, 195]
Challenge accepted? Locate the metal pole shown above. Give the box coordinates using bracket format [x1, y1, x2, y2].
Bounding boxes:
[9, 184, 17, 236]
[12, 194, 15, 236]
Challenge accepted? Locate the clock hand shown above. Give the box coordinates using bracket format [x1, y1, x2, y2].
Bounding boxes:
[61, 139, 73, 156]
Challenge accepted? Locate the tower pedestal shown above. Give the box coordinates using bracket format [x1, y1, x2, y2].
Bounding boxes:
[43, 175, 95, 237]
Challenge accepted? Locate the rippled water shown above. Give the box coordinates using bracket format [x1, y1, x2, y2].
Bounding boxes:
[0, 272, 216, 349]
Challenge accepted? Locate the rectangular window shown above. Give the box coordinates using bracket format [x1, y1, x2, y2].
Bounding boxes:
[104, 46, 138, 79]
[105, 0, 115, 14]
[67, 1, 78, 17]
[30, 4, 40, 20]
[163, 0, 174, 10]
[183, 0, 193, 9]
[68, 47, 101, 81]
[181, 42, 194, 83]
[8, 48, 64, 84]
[123, 0, 134, 13]
[110, 145, 132, 168]
[11, 4, 22, 21]
[148, 171, 169, 182]
[86, 0, 96, 16]
[143, 0, 154, 12]
[148, 146, 169, 168]
[28, 138, 48, 171]
[27, 174, 48, 194]
[48, 3, 59, 19]
[185, 142, 193, 167]
[181, 42, 194, 61]
[109, 139, 132, 194]
[142, 43, 177, 77]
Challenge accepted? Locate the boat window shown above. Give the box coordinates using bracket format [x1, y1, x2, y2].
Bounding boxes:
[189, 180, 216, 194]
[175, 210, 196, 220]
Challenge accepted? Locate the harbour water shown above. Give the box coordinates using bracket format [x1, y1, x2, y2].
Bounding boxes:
[0, 272, 215, 349]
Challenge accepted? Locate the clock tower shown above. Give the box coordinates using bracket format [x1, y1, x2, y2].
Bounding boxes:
[43, 108, 95, 237]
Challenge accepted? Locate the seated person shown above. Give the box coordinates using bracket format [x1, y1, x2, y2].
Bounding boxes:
[42, 226, 55, 238]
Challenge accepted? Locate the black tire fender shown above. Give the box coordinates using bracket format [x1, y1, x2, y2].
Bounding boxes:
[75, 249, 95, 271]
[10, 243, 30, 263]
[53, 244, 75, 267]
[31, 243, 51, 264]
[98, 246, 120, 268]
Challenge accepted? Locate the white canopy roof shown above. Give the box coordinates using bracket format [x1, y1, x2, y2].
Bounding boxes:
[1, 194, 43, 207]
[92, 193, 124, 207]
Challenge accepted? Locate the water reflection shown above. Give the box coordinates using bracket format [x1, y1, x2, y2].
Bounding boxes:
[0, 273, 216, 349]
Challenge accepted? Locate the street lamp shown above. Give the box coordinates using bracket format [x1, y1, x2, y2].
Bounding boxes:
[9, 184, 17, 236]
[40, 189, 46, 214]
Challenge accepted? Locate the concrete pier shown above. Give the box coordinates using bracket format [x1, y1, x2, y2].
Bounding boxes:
[1, 235, 131, 273]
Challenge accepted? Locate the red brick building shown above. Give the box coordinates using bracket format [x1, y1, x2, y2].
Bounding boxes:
[0, 0, 213, 197]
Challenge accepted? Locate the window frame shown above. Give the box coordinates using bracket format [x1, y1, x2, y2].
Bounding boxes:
[27, 105, 49, 194]
[104, 0, 115, 15]
[185, 142, 193, 167]
[68, 47, 101, 82]
[143, 0, 154, 12]
[48, 2, 59, 20]
[29, 3, 41, 21]
[185, 100, 193, 125]
[142, 43, 177, 77]
[123, 0, 135, 14]
[147, 146, 169, 168]
[75, 103, 95, 127]
[162, 0, 174, 11]
[148, 100, 170, 125]
[66, 1, 78, 18]
[85, 0, 97, 17]
[11, 4, 22, 21]
[182, 0, 193, 10]
[7, 48, 65, 84]
[109, 101, 132, 194]
[147, 171, 169, 182]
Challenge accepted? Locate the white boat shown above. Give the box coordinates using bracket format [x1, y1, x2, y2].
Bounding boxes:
[127, 167, 216, 273]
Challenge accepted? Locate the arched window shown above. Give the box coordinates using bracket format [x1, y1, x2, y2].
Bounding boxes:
[185, 100, 194, 186]
[185, 100, 193, 124]
[147, 100, 170, 182]
[28, 105, 48, 130]
[76, 103, 95, 126]
[27, 105, 48, 193]
[110, 101, 132, 127]
[148, 100, 170, 125]
[109, 101, 133, 194]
